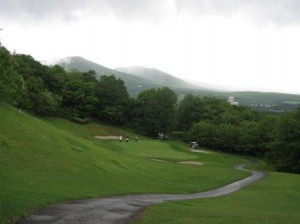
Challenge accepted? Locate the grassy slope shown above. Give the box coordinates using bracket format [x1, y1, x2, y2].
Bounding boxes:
[0, 103, 247, 224]
[131, 163, 300, 224]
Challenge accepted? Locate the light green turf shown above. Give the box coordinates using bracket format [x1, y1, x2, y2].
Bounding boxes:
[131, 165, 300, 224]
[105, 140, 199, 160]
[0, 103, 248, 224]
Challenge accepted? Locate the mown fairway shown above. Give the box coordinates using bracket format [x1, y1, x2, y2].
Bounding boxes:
[131, 165, 300, 224]
[0, 104, 248, 224]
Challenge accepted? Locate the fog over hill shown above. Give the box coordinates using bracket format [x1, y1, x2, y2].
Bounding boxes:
[47, 56, 300, 112]
[49, 57, 206, 95]
[116, 66, 203, 90]
[49, 56, 160, 96]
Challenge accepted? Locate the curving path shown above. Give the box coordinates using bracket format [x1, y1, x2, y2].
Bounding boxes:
[18, 163, 266, 224]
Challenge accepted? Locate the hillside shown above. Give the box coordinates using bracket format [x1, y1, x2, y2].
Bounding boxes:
[54, 57, 203, 96]
[1, 103, 300, 224]
[184, 89, 300, 111]
[116, 66, 201, 90]
[54, 57, 160, 96]
[0, 103, 248, 223]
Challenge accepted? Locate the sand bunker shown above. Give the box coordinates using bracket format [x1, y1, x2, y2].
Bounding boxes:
[151, 159, 202, 166]
[94, 136, 119, 140]
[191, 149, 210, 154]
[178, 161, 203, 165]
[151, 159, 168, 163]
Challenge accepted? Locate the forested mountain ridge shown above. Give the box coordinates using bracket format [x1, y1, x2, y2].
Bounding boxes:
[53, 56, 160, 96]
[53, 57, 208, 96]
[52, 57, 300, 111]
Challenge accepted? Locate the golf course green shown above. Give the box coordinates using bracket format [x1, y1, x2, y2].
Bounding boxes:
[1, 103, 299, 223]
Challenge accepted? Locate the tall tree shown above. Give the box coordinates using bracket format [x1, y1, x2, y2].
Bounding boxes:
[267, 109, 300, 173]
[134, 87, 177, 137]
[177, 94, 205, 130]
[184, 121, 217, 148]
[45, 65, 67, 95]
[0, 46, 21, 102]
[61, 72, 98, 118]
[95, 75, 130, 124]
[11, 54, 61, 115]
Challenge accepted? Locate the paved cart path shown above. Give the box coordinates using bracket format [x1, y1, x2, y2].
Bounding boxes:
[18, 163, 266, 224]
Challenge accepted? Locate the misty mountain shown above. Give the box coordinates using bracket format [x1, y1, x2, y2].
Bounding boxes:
[52, 57, 161, 96]
[50, 56, 300, 112]
[53, 57, 202, 96]
[116, 66, 202, 90]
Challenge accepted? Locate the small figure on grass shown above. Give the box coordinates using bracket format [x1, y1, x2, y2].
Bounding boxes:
[119, 136, 123, 142]
[126, 137, 129, 143]
[134, 136, 138, 142]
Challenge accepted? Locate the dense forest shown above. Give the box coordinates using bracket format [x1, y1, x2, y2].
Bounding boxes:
[0, 45, 299, 174]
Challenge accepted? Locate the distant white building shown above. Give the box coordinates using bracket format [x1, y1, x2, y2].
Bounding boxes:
[228, 96, 239, 106]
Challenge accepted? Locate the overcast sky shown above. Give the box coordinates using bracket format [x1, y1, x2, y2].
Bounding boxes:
[1, 0, 300, 94]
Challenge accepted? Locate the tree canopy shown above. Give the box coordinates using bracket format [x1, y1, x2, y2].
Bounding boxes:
[133, 87, 177, 137]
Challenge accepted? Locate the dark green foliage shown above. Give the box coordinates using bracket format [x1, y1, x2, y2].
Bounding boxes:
[0, 46, 21, 102]
[185, 121, 217, 148]
[11, 54, 62, 115]
[134, 87, 177, 137]
[45, 65, 67, 95]
[177, 94, 205, 130]
[0, 50, 102, 118]
[82, 70, 97, 83]
[215, 123, 241, 153]
[61, 71, 98, 118]
[267, 109, 300, 173]
[181, 93, 299, 173]
[24, 76, 61, 115]
[183, 96, 276, 156]
[95, 75, 130, 124]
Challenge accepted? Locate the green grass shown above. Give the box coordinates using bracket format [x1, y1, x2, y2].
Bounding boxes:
[105, 140, 198, 160]
[0, 103, 248, 224]
[131, 165, 300, 224]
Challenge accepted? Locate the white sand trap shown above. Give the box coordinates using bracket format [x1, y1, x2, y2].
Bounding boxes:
[151, 159, 167, 163]
[178, 161, 203, 165]
[94, 136, 119, 140]
[191, 149, 210, 154]
[151, 159, 202, 165]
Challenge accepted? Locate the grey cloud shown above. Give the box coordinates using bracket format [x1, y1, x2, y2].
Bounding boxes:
[2, 0, 300, 25]
[175, 0, 300, 25]
[0, 0, 84, 20]
[0, 0, 165, 22]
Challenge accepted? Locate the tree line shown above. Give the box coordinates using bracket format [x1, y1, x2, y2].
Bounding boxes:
[0, 45, 299, 174]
